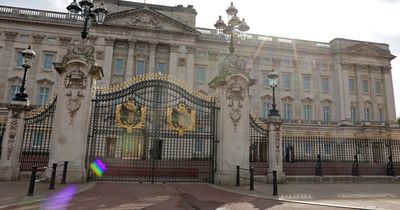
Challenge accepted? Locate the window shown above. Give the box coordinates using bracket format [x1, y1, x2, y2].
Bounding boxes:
[362, 80, 369, 93]
[262, 101, 270, 118]
[364, 107, 370, 121]
[37, 87, 49, 106]
[43, 54, 54, 70]
[263, 74, 269, 86]
[283, 103, 292, 120]
[322, 78, 329, 93]
[304, 105, 312, 121]
[196, 66, 206, 83]
[375, 81, 382, 95]
[136, 60, 145, 75]
[379, 108, 384, 122]
[282, 73, 291, 90]
[351, 106, 357, 122]
[348, 78, 356, 93]
[324, 143, 331, 155]
[157, 63, 166, 74]
[305, 143, 312, 156]
[194, 139, 203, 153]
[114, 58, 124, 75]
[32, 132, 44, 147]
[323, 106, 331, 123]
[303, 76, 310, 91]
[16, 51, 23, 68]
[9, 85, 20, 101]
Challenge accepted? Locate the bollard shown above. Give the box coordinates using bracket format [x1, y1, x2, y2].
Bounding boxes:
[49, 163, 57, 190]
[27, 166, 38, 196]
[61, 161, 68, 184]
[249, 167, 254, 191]
[273, 170, 278, 196]
[236, 165, 240, 186]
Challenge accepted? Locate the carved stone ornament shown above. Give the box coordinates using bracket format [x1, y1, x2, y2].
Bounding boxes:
[218, 54, 246, 78]
[7, 111, 20, 160]
[115, 101, 147, 133]
[167, 102, 196, 137]
[227, 80, 246, 131]
[275, 132, 281, 165]
[66, 90, 84, 125]
[64, 68, 88, 89]
[128, 13, 161, 29]
[62, 41, 95, 68]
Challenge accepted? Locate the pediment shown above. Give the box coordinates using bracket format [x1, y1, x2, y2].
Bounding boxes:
[105, 7, 198, 34]
[342, 43, 395, 60]
[8, 76, 22, 83]
[36, 78, 54, 86]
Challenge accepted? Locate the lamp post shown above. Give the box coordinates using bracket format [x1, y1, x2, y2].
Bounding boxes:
[66, 0, 109, 40]
[268, 69, 280, 117]
[13, 45, 36, 102]
[214, 2, 249, 54]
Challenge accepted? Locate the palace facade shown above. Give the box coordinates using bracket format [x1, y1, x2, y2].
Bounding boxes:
[0, 0, 397, 126]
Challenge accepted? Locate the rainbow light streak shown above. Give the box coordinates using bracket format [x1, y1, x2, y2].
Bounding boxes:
[42, 185, 77, 210]
[90, 159, 107, 177]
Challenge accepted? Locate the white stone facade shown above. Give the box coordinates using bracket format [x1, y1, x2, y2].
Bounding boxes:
[0, 0, 397, 126]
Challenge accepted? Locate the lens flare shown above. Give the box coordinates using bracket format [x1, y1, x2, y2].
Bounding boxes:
[90, 159, 107, 177]
[42, 185, 77, 210]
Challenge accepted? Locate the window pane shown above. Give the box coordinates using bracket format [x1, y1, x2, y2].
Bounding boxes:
[323, 106, 331, 122]
[136, 60, 145, 75]
[37, 87, 49, 106]
[284, 104, 292, 120]
[304, 105, 312, 120]
[158, 63, 166, 74]
[115, 58, 124, 75]
[362, 80, 369, 93]
[364, 107, 370, 121]
[283, 74, 291, 89]
[194, 139, 203, 153]
[379, 108, 384, 122]
[10, 85, 20, 101]
[263, 74, 269, 86]
[375, 81, 382, 94]
[43, 54, 54, 70]
[322, 78, 329, 92]
[351, 106, 357, 122]
[16, 52, 23, 68]
[349, 78, 355, 92]
[303, 76, 310, 90]
[196, 67, 206, 83]
[262, 102, 270, 118]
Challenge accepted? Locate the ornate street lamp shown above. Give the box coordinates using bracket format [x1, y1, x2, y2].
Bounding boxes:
[66, 0, 109, 39]
[268, 69, 280, 117]
[214, 2, 250, 54]
[13, 45, 36, 102]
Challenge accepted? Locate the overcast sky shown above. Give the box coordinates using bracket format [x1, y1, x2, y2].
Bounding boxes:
[2, 0, 400, 118]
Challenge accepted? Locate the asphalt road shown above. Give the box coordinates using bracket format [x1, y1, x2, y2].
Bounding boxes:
[7, 183, 347, 210]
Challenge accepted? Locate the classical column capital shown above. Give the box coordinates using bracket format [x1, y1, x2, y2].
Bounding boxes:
[105, 37, 115, 46]
[128, 39, 137, 48]
[59, 37, 72, 45]
[149, 42, 158, 50]
[32, 34, 46, 44]
[4, 31, 17, 41]
[169, 44, 179, 53]
[187, 45, 195, 54]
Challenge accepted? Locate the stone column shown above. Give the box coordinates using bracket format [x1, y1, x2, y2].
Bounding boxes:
[149, 42, 157, 73]
[1, 31, 17, 100]
[266, 118, 285, 183]
[383, 66, 396, 123]
[102, 38, 114, 86]
[51, 40, 103, 183]
[125, 39, 136, 80]
[169, 44, 178, 77]
[0, 102, 31, 181]
[209, 54, 255, 185]
[186, 46, 195, 87]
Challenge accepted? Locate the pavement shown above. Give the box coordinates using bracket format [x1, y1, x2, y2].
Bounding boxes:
[0, 180, 399, 209]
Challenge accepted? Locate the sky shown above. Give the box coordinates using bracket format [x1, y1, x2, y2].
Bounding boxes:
[2, 0, 400, 118]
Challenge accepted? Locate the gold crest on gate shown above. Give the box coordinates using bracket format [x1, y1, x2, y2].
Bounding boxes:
[167, 103, 196, 136]
[115, 101, 146, 133]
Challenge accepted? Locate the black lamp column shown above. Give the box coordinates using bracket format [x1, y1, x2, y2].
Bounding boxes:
[13, 45, 36, 102]
[268, 69, 280, 117]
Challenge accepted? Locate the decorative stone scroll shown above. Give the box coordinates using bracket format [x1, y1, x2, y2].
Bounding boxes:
[66, 90, 84, 125]
[226, 80, 246, 131]
[6, 111, 19, 160]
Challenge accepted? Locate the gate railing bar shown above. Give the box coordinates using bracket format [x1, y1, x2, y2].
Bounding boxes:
[27, 161, 69, 196]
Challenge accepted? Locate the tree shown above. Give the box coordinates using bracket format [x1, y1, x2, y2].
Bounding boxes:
[397, 117, 400, 125]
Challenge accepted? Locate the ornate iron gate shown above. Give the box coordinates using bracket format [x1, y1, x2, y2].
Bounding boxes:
[87, 74, 217, 183]
[19, 98, 57, 171]
[249, 114, 269, 175]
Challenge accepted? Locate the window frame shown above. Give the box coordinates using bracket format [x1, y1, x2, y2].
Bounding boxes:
[135, 60, 146, 76]
[114, 58, 124, 75]
[43, 53, 55, 70]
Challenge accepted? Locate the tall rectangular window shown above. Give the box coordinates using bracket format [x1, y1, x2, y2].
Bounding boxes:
[323, 106, 331, 123]
[196, 66, 206, 83]
[304, 105, 312, 121]
[322, 78, 329, 93]
[262, 102, 270, 118]
[362, 80, 369, 93]
[303, 76, 310, 91]
[348, 78, 356, 92]
[194, 139, 203, 153]
[37, 87, 49, 106]
[351, 106, 357, 122]
[136, 60, 145, 75]
[379, 108, 384, 122]
[43, 54, 54, 70]
[282, 74, 291, 90]
[157, 63, 166, 74]
[283, 103, 292, 120]
[263, 74, 269, 86]
[32, 132, 44, 147]
[375, 80, 382, 95]
[364, 107, 370, 121]
[16, 52, 23, 68]
[9, 85, 20, 101]
[324, 143, 332, 155]
[305, 143, 312, 156]
[114, 58, 124, 75]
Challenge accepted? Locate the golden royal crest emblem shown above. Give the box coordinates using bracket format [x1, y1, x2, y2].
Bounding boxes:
[115, 101, 146, 133]
[167, 103, 196, 136]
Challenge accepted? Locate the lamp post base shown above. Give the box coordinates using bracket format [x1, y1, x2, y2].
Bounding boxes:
[13, 93, 28, 102]
[268, 109, 280, 117]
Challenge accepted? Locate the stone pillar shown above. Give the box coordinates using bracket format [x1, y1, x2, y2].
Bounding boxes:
[383, 66, 396, 123]
[266, 118, 285, 183]
[149, 42, 157, 73]
[51, 40, 103, 183]
[186, 46, 195, 87]
[169, 44, 178, 77]
[0, 102, 31, 180]
[209, 54, 255, 185]
[125, 39, 136, 80]
[103, 38, 114, 86]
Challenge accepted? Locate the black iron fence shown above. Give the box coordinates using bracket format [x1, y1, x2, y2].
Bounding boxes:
[19, 98, 57, 171]
[0, 119, 6, 159]
[283, 134, 400, 176]
[249, 115, 269, 175]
